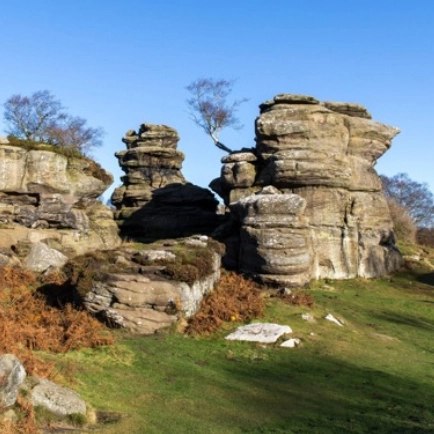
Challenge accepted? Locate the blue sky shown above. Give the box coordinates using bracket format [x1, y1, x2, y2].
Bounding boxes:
[1, 1, 433, 201]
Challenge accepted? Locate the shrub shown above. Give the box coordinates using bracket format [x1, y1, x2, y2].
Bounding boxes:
[387, 198, 417, 244]
[187, 272, 264, 335]
[416, 227, 434, 248]
[0, 266, 114, 378]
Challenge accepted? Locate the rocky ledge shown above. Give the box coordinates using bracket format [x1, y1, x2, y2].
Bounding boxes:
[66, 236, 223, 334]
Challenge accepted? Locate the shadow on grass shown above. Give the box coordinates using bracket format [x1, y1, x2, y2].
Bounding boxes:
[373, 310, 434, 332]
[417, 272, 434, 287]
[122, 336, 434, 434]
[217, 353, 434, 434]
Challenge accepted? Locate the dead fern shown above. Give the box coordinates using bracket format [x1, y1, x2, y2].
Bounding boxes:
[275, 290, 315, 308]
[0, 266, 114, 378]
[187, 271, 264, 335]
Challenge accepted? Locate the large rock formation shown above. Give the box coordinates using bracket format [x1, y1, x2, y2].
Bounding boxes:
[112, 123, 223, 241]
[0, 139, 120, 257]
[211, 94, 402, 286]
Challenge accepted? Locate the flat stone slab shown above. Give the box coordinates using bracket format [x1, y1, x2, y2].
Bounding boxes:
[225, 323, 292, 343]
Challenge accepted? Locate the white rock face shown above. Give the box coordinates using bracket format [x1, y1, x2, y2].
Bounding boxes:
[225, 323, 292, 343]
[280, 338, 301, 348]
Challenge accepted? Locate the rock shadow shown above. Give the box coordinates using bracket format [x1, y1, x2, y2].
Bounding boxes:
[117, 183, 227, 243]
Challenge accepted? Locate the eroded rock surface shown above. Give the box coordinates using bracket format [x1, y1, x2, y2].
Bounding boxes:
[211, 94, 402, 285]
[0, 140, 120, 257]
[72, 236, 222, 334]
[112, 123, 223, 241]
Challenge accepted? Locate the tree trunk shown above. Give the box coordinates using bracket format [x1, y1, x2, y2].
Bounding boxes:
[215, 141, 233, 153]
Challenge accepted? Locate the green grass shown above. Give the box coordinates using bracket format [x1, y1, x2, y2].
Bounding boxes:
[50, 251, 434, 433]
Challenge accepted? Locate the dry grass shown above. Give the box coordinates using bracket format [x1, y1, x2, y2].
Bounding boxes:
[271, 289, 315, 307]
[186, 271, 264, 335]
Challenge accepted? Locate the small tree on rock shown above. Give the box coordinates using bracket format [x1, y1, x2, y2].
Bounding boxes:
[186, 78, 247, 153]
[3, 90, 103, 156]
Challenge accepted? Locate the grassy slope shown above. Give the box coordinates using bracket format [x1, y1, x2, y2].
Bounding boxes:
[53, 246, 434, 434]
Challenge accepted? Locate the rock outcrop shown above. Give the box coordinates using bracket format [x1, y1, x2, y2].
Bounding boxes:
[0, 139, 120, 257]
[111, 123, 223, 241]
[211, 94, 402, 286]
[70, 236, 222, 334]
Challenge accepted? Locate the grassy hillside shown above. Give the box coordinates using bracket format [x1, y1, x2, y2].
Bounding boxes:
[49, 243, 434, 433]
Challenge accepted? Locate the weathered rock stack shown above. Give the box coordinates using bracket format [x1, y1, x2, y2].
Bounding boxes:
[0, 140, 120, 257]
[232, 186, 313, 286]
[112, 123, 222, 240]
[211, 94, 402, 286]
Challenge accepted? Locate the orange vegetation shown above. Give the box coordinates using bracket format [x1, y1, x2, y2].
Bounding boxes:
[0, 266, 114, 378]
[187, 271, 264, 335]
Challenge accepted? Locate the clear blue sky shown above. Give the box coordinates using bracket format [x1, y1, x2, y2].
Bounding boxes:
[1, 1, 433, 201]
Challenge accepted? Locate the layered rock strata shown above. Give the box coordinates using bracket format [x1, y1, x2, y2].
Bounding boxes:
[79, 236, 221, 334]
[211, 94, 402, 285]
[232, 187, 313, 287]
[0, 140, 120, 256]
[112, 123, 222, 241]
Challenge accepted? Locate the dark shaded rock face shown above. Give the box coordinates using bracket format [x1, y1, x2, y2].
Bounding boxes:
[211, 94, 402, 286]
[112, 123, 223, 241]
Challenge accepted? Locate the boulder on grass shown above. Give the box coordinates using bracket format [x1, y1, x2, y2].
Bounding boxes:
[0, 354, 26, 408]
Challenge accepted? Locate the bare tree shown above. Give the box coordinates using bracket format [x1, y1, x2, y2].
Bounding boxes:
[3, 90, 103, 156]
[381, 173, 434, 228]
[186, 78, 247, 153]
[45, 115, 103, 156]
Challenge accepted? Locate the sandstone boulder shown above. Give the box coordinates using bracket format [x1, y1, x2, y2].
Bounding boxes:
[0, 354, 26, 408]
[27, 377, 86, 416]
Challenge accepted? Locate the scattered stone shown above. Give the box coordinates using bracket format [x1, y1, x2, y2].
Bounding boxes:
[0, 354, 26, 408]
[225, 323, 292, 343]
[280, 338, 301, 348]
[23, 242, 68, 272]
[27, 377, 86, 416]
[278, 287, 293, 296]
[325, 313, 344, 326]
[139, 250, 176, 262]
[301, 313, 316, 322]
